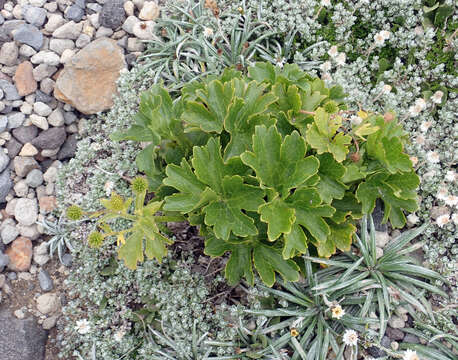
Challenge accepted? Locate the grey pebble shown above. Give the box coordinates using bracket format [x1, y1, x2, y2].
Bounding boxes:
[13, 24, 44, 51]
[7, 271, 17, 280]
[0, 253, 10, 272]
[7, 112, 25, 129]
[12, 126, 38, 144]
[25, 168, 43, 188]
[1, 224, 19, 245]
[35, 90, 53, 104]
[63, 111, 77, 125]
[0, 116, 7, 132]
[0, 169, 12, 203]
[65, 5, 85, 22]
[24, 7, 47, 27]
[32, 127, 67, 150]
[0, 80, 20, 101]
[61, 253, 72, 267]
[38, 269, 53, 292]
[0, 150, 9, 173]
[6, 138, 22, 159]
[57, 134, 78, 160]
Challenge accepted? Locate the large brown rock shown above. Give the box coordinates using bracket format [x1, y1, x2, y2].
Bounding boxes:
[54, 37, 125, 114]
[13, 61, 37, 96]
[5, 236, 33, 271]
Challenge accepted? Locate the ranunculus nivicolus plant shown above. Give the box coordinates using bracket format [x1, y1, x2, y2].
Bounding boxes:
[97, 62, 419, 286]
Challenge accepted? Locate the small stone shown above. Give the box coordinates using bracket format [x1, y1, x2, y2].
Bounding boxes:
[47, 108, 64, 127]
[385, 326, 405, 341]
[0, 116, 7, 132]
[7, 272, 17, 280]
[19, 44, 37, 57]
[33, 64, 58, 82]
[375, 231, 389, 248]
[388, 315, 405, 329]
[24, 6, 47, 27]
[124, 1, 134, 16]
[75, 33, 91, 47]
[38, 268, 53, 292]
[32, 127, 66, 149]
[61, 253, 72, 267]
[33, 242, 49, 265]
[12, 126, 38, 145]
[49, 38, 75, 55]
[57, 133, 77, 160]
[0, 274, 5, 288]
[375, 247, 383, 259]
[100, 0, 126, 29]
[0, 150, 9, 172]
[35, 89, 53, 103]
[0, 169, 12, 203]
[29, 114, 48, 130]
[54, 38, 126, 114]
[95, 26, 113, 38]
[1, 224, 19, 245]
[42, 314, 58, 330]
[40, 78, 55, 95]
[0, 80, 20, 101]
[36, 292, 59, 314]
[65, 4, 84, 22]
[19, 143, 38, 157]
[122, 15, 140, 34]
[7, 112, 25, 129]
[12, 24, 43, 51]
[60, 48, 75, 64]
[139, 1, 160, 21]
[33, 102, 52, 117]
[132, 20, 154, 40]
[44, 14, 65, 33]
[38, 196, 56, 213]
[5, 236, 32, 271]
[16, 224, 39, 240]
[127, 37, 144, 52]
[390, 341, 399, 351]
[14, 198, 38, 226]
[0, 252, 9, 271]
[14, 179, 28, 197]
[43, 166, 58, 183]
[13, 61, 37, 96]
[25, 168, 43, 187]
[14, 309, 25, 319]
[403, 334, 420, 344]
[18, 272, 32, 281]
[29, 0, 48, 7]
[31, 51, 60, 66]
[0, 42, 18, 66]
[52, 21, 82, 40]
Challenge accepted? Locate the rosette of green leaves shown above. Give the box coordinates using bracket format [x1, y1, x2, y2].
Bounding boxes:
[110, 62, 419, 286]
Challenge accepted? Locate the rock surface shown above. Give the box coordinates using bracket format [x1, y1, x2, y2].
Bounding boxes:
[0, 308, 48, 360]
[5, 237, 33, 271]
[13, 61, 37, 96]
[54, 37, 125, 114]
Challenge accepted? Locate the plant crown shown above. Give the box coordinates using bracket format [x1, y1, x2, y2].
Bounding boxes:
[103, 62, 419, 286]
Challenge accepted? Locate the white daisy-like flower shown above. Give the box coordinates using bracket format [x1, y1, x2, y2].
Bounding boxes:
[380, 30, 390, 40]
[321, 0, 331, 7]
[335, 52, 346, 66]
[276, 57, 286, 68]
[445, 171, 457, 182]
[437, 187, 448, 201]
[113, 329, 125, 342]
[342, 329, 358, 346]
[350, 115, 363, 126]
[431, 90, 443, 104]
[445, 195, 458, 207]
[374, 32, 386, 46]
[426, 151, 440, 163]
[410, 156, 418, 166]
[75, 319, 91, 334]
[420, 121, 431, 132]
[407, 213, 419, 225]
[415, 98, 427, 111]
[104, 180, 115, 197]
[328, 45, 338, 57]
[382, 84, 392, 93]
[203, 27, 214, 38]
[403, 349, 420, 360]
[415, 134, 425, 145]
[452, 213, 458, 224]
[436, 213, 450, 228]
[331, 304, 345, 319]
[414, 26, 424, 36]
[320, 61, 332, 72]
[322, 73, 332, 81]
[408, 105, 421, 117]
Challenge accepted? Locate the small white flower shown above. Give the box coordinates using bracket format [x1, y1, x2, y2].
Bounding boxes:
[331, 304, 345, 319]
[380, 30, 390, 40]
[415, 98, 426, 110]
[203, 27, 214, 38]
[414, 26, 424, 36]
[436, 213, 450, 228]
[437, 187, 448, 201]
[328, 45, 338, 57]
[420, 121, 431, 132]
[415, 134, 425, 145]
[426, 151, 440, 163]
[374, 32, 386, 46]
[452, 213, 458, 224]
[276, 57, 286, 68]
[445, 171, 457, 182]
[445, 195, 458, 207]
[342, 329, 358, 346]
[431, 90, 443, 104]
[104, 180, 115, 197]
[75, 319, 91, 335]
[350, 115, 363, 126]
[114, 329, 125, 342]
[410, 156, 418, 166]
[408, 105, 421, 117]
[321, 0, 331, 7]
[322, 73, 332, 81]
[407, 213, 419, 225]
[403, 349, 420, 360]
[320, 61, 332, 72]
[335, 52, 346, 66]
[382, 84, 392, 93]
